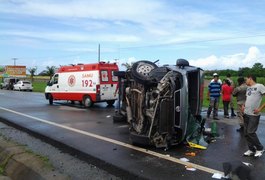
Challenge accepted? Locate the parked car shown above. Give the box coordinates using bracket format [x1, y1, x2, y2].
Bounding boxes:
[13, 80, 33, 91]
[0, 78, 20, 90]
[113, 59, 206, 148]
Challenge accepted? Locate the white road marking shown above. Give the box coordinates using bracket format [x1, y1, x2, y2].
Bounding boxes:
[0, 106, 223, 175]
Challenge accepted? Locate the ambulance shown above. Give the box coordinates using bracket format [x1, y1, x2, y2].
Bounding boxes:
[45, 62, 119, 107]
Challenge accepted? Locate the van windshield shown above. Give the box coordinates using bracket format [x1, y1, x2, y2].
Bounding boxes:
[50, 74, 59, 85]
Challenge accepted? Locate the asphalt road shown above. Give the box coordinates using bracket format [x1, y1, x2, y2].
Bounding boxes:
[0, 89, 265, 180]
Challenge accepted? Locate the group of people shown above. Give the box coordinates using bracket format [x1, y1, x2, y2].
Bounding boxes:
[207, 73, 265, 158]
[207, 73, 239, 120]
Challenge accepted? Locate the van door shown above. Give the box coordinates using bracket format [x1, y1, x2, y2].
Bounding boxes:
[47, 74, 61, 99]
[99, 70, 118, 100]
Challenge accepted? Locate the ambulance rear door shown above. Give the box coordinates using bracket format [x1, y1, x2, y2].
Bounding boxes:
[99, 70, 118, 100]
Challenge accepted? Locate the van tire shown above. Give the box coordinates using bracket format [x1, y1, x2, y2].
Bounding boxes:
[83, 96, 93, 108]
[131, 60, 158, 85]
[113, 113, 126, 123]
[48, 94, 53, 105]
[107, 100, 115, 106]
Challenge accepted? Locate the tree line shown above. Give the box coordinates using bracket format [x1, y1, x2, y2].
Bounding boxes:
[27, 63, 264, 82]
[204, 63, 264, 78]
[27, 66, 56, 81]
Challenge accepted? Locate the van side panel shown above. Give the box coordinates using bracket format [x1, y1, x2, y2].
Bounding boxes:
[51, 70, 99, 101]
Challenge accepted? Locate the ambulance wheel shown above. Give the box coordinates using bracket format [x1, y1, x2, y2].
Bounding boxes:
[107, 100, 115, 106]
[48, 94, 53, 105]
[83, 96, 93, 108]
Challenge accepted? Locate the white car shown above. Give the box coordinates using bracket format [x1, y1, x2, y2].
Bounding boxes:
[13, 80, 33, 91]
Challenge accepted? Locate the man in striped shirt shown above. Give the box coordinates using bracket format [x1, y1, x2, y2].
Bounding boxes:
[207, 73, 222, 120]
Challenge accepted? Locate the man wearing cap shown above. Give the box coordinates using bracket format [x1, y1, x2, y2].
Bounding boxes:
[207, 73, 222, 120]
[211, 73, 222, 85]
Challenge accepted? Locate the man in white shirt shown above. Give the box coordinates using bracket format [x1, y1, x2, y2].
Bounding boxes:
[243, 75, 265, 158]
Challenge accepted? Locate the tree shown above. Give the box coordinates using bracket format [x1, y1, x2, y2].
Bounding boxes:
[238, 67, 251, 77]
[121, 62, 133, 69]
[27, 67, 37, 82]
[252, 63, 263, 69]
[252, 63, 264, 77]
[46, 66, 56, 79]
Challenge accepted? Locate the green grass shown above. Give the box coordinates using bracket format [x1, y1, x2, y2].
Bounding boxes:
[32, 81, 47, 92]
[24, 149, 52, 169]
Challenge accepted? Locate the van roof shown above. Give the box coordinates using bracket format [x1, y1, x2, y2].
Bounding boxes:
[57, 62, 118, 73]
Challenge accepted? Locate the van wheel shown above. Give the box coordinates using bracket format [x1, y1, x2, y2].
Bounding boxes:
[48, 94, 53, 105]
[107, 100, 115, 106]
[83, 96, 93, 108]
[131, 60, 158, 85]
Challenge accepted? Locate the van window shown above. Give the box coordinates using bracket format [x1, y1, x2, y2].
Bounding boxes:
[50, 74, 59, 84]
[54, 74, 59, 84]
[112, 71, 118, 82]
[101, 70, 109, 82]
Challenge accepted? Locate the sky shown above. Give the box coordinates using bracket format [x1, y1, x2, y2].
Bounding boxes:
[0, 0, 265, 73]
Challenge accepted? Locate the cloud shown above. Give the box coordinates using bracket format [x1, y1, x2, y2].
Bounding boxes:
[0, 0, 218, 39]
[0, 30, 141, 43]
[189, 55, 219, 69]
[243, 46, 263, 66]
[190, 46, 265, 70]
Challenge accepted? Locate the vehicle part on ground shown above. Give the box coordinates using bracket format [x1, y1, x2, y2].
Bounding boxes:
[113, 59, 207, 148]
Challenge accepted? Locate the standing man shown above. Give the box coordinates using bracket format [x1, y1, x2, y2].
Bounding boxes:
[232, 77, 247, 132]
[207, 73, 222, 120]
[243, 74, 265, 157]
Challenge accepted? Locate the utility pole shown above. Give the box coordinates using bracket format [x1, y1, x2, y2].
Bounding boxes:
[12, 58, 18, 66]
[98, 44, 100, 63]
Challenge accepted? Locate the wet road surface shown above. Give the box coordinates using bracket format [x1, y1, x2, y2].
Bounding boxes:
[0, 90, 265, 179]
